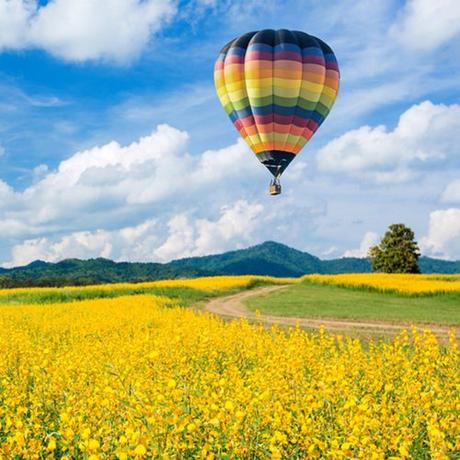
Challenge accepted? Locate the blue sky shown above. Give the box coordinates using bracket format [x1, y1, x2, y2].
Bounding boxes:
[0, 0, 459, 266]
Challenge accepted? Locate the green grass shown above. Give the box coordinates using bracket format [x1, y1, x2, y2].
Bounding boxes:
[245, 281, 460, 325]
[0, 278, 278, 307]
[0, 286, 214, 307]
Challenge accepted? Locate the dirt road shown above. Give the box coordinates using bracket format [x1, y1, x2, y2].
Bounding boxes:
[203, 286, 458, 339]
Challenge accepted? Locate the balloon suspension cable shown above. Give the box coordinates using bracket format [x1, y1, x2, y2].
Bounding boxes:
[269, 166, 282, 196]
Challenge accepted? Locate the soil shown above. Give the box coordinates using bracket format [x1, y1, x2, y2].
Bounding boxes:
[203, 286, 458, 341]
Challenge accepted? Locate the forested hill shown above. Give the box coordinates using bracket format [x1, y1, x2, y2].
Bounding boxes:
[0, 241, 458, 288]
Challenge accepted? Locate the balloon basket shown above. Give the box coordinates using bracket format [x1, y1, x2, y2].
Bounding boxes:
[269, 178, 281, 196]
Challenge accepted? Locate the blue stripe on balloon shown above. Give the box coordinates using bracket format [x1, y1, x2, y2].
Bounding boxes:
[227, 46, 246, 56]
[251, 105, 275, 116]
[310, 111, 324, 124]
[229, 111, 238, 123]
[229, 106, 327, 124]
[301, 47, 323, 56]
[274, 43, 301, 52]
[247, 43, 273, 52]
[234, 107, 254, 119]
[252, 105, 295, 116]
[251, 105, 319, 119]
[324, 53, 338, 63]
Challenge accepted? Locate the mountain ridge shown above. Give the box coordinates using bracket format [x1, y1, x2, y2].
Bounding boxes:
[0, 241, 458, 287]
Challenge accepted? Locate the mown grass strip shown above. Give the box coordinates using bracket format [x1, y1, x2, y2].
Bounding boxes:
[246, 281, 460, 325]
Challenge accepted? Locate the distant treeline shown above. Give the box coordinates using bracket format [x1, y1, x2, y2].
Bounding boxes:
[1, 241, 459, 288]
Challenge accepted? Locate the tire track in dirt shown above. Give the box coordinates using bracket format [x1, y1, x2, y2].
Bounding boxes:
[203, 286, 458, 340]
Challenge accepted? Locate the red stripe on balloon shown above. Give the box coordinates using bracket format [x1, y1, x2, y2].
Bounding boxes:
[245, 51, 273, 61]
[273, 123, 305, 135]
[225, 55, 245, 64]
[303, 55, 325, 65]
[326, 61, 339, 71]
[237, 116, 257, 129]
[274, 51, 302, 61]
[253, 114, 273, 124]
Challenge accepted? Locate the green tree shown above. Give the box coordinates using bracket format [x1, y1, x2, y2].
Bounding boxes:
[369, 224, 420, 273]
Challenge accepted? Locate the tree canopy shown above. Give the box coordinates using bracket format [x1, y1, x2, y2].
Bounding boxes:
[369, 224, 420, 274]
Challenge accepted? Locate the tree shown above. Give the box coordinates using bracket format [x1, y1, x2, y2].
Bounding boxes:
[368, 224, 420, 273]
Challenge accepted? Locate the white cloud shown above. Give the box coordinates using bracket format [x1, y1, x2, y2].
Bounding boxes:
[4, 123, 311, 266]
[0, 144, 4, 156]
[154, 200, 263, 261]
[0, 0, 176, 63]
[0, 180, 13, 199]
[420, 208, 460, 260]
[0, 120, 322, 266]
[0, 0, 33, 49]
[391, 0, 460, 51]
[343, 231, 379, 258]
[322, 246, 339, 258]
[6, 231, 114, 268]
[153, 215, 195, 263]
[4, 218, 159, 267]
[317, 101, 460, 183]
[32, 164, 48, 181]
[3, 200, 266, 267]
[0, 124, 258, 242]
[342, 211, 460, 261]
[442, 180, 460, 204]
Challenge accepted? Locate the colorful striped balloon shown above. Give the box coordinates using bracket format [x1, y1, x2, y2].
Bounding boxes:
[214, 29, 340, 185]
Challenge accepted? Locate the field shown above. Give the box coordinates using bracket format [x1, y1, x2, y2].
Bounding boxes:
[0, 276, 291, 306]
[245, 281, 460, 325]
[0, 275, 459, 458]
[304, 274, 460, 294]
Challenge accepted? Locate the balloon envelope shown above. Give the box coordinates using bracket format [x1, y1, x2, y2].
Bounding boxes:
[214, 29, 340, 178]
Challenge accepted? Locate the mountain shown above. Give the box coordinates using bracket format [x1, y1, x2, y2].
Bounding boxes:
[0, 241, 458, 288]
[321, 257, 373, 274]
[169, 241, 323, 277]
[419, 256, 460, 274]
[0, 257, 209, 288]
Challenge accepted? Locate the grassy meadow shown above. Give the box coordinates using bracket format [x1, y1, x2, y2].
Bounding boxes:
[245, 280, 460, 325]
[0, 275, 291, 306]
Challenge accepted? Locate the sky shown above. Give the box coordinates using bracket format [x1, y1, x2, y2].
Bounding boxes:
[0, 0, 459, 267]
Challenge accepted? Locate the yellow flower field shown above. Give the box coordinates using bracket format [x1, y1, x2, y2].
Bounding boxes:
[0, 288, 458, 458]
[0, 275, 292, 298]
[304, 273, 460, 294]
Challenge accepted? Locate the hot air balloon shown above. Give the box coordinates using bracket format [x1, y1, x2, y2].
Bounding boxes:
[214, 29, 340, 195]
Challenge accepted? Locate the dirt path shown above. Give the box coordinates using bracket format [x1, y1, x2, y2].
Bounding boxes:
[203, 286, 458, 339]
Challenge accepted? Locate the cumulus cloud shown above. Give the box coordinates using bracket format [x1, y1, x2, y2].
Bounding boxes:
[4, 219, 158, 268]
[4, 123, 323, 266]
[343, 231, 379, 258]
[155, 201, 263, 261]
[3, 200, 268, 267]
[321, 246, 339, 258]
[0, 0, 176, 63]
[419, 208, 460, 260]
[317, 101, 460, 183]
[391, 0, 460, 51]
[0, 180, 13, 200]
[0, 122, 323, 266]
[0, 0, 33, 49]
[6, 231, 114, 268]
[442, 180, 460, 204]
[0, 124, 259, 242]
